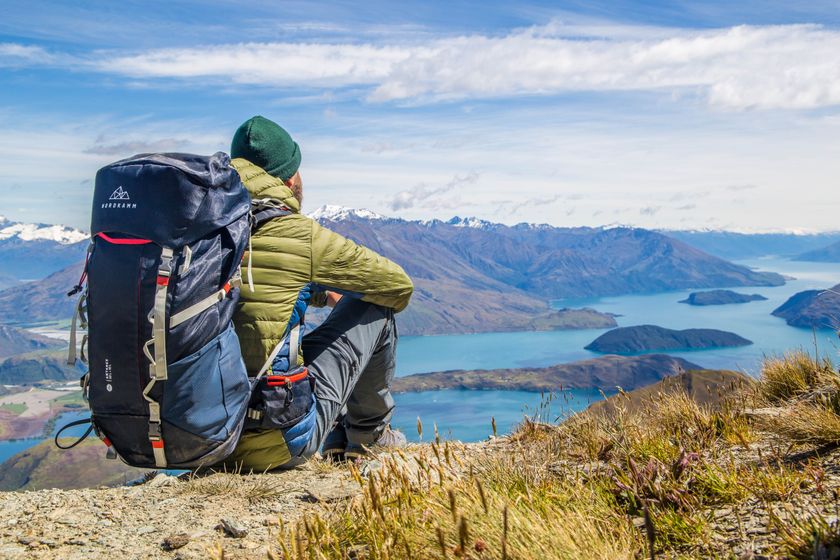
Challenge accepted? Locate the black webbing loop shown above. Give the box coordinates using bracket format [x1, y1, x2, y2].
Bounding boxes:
[54, 418, 94, 450]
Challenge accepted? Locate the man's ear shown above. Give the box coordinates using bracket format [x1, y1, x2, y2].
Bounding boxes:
[283, 171, 298, 187]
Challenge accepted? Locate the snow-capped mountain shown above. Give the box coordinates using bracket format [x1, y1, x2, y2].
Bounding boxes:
[0, 217, 87, 245]
[307, 205, 387, 222]
[0, 218, 88, 282]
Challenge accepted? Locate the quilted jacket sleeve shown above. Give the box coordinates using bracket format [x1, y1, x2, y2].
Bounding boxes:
[309, 220, 413, 312]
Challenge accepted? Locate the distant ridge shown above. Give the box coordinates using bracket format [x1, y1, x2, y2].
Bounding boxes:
[795, 240, 840, 263]
[392, 354, 702, 393]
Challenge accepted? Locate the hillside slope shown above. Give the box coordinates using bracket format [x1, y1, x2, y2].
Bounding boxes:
[2, 354, 840, 559]
[772, 284, 840, 329]
[0, 326, 63, 358]
[0, 439, 146, 492]
[0, 351, 78, 384]
[0, 262, 82, 325]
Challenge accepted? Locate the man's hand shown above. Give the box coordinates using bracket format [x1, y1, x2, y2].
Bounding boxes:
[326, 291, 343, 308]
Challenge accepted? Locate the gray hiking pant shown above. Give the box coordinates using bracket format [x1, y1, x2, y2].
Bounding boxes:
[298, 298, 398, 458]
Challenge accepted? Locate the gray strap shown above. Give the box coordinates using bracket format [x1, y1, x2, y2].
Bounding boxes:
[288, 323, 300, 369]
[254, 323, 301, 378]
[67, 293, 88, 366]
[256, 334, 288, 378]
[142, 246, 173, 469]
[151, 247, 173, 381]
[147, 400, 167, 468]
[169, 274, 241, 328]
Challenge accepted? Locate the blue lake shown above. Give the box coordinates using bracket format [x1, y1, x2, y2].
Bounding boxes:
[1, 257, 837, 461]
[390, 257, 840, 441]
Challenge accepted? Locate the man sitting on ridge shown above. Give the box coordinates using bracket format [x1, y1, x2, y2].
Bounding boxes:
[222, 115, 414, 470]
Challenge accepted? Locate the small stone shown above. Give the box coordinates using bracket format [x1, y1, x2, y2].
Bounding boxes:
[17, 536, 35, 546]
[39, 538, 58, 548]
[162, 533, 190, 551]
[98, 519, 114, 527]
[263, 517, 280, 527]
[714, 507, 733, 518]
[360, 460, 382, 477]
[146, 473, 179, 487]
[631, 516, 646, 529]
[216, 518, 248, 539]
[67, 538, 87, 546]
[301, 483, 359, 504]
[137, 525, 156, 535]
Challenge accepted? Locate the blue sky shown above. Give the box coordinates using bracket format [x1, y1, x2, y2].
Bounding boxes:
[1, 0, 839, 231]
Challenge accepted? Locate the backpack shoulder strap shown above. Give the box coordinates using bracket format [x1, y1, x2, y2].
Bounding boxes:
[245, 199, 293, 292]
[250, 198, 292, 232]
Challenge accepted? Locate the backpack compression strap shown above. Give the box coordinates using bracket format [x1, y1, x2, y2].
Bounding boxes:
[143, 246, 174, 468]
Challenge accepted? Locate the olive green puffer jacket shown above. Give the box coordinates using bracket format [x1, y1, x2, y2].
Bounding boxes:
[231, 158, 413, 374]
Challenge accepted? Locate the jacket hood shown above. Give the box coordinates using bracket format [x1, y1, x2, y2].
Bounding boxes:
[230, 157, 301, 213]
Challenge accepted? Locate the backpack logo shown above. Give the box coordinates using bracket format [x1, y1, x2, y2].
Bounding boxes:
[109, 186, 130, 200]
[103, 186, 136, 209]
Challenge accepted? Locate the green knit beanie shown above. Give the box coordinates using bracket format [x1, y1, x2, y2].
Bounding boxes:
[230, 116, 301, 180]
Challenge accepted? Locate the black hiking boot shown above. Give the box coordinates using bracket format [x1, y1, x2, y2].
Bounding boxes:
[321, 423, 348, 463]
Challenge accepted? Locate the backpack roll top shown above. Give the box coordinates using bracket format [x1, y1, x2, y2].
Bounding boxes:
[83, 152, 253, 469]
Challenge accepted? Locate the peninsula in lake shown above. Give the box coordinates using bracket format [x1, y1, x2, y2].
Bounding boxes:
[679, 290, 767, 306]
[772, 284, 840, 329]
[391, 354, 702, 393]
[584, 325, 752, 353]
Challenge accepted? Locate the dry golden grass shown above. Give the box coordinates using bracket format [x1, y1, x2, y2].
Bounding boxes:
[755, 351, 835, 406]
[260, 351, 840, 559]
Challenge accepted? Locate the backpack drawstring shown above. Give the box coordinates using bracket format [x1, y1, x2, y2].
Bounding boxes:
[247, 236, 255, 292]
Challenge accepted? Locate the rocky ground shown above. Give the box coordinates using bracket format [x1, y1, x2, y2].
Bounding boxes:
[0, 460, 363, 560]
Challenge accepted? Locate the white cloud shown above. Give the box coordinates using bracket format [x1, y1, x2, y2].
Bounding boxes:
[388, 171, 479, 211]
[0, 43, 54, 66]
[5, 23, 818, 110]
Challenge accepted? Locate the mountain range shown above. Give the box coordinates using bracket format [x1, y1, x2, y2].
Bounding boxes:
[0, 209, 788, 335]
[663, 230, 840, 260]
[0, 217, 87, 281]
[310, 207, 783, 333]
[795, 241, 840, 263]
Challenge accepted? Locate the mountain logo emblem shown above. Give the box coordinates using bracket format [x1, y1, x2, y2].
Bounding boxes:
[109, 186, 130, 200]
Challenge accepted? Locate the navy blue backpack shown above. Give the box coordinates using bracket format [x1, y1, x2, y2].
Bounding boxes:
[64, 152, 254, 469]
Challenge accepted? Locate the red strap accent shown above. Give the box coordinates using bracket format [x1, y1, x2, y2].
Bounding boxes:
[102, 437, 111, 448]
[96, 232, 153, 245]
[266, 368, 309, 386]
[151, 440, 164, 449]
[223, 282, 231, 294]
[156, 276, 169, 286]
